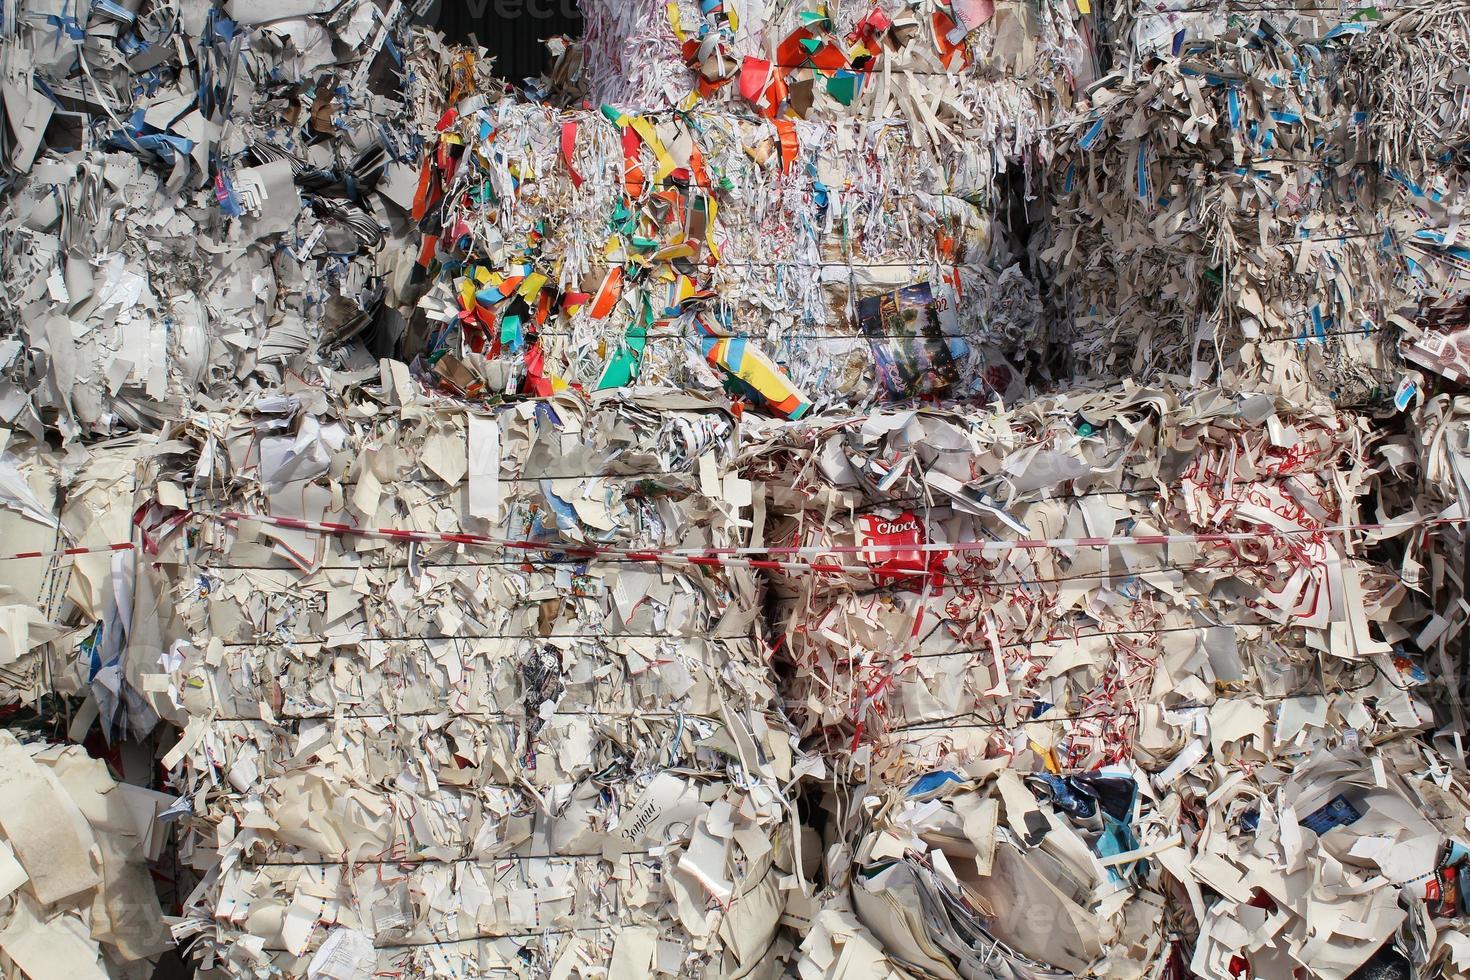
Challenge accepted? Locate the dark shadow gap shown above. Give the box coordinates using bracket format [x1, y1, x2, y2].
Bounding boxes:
[425, 0, 584, 83]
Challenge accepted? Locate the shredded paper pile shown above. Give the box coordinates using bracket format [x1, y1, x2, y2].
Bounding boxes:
[7, 1, 1470, 979]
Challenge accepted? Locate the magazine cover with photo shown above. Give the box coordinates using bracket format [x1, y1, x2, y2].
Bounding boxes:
[858, 282, 963, 399]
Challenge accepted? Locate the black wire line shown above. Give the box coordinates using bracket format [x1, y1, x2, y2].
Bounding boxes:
[258, 925, 613, 954]
[219, 633, 748, 647]
[888, 679, 1374, 733]
[241, 850, 653, 868]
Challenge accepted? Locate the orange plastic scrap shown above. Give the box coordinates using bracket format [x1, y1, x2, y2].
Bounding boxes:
[775, 27, 817, 71]
[775, 120, 799, 173]
[560, 122, 583, 189]
[937, 228, 957, 262]
[932, 10, 970, 69]
[410, 155, 436, 223]
[522, 344, 553, 397]
[763, 73, 790, 119]
[807, 42, 848, 74]
[739, 57, 771, 102]
[415, 234, 439, 271]
[588, 267, 624, 319]
[738, 57, 790, 118]
[688, 141, 711, 189]
[622, 127, 646, 198]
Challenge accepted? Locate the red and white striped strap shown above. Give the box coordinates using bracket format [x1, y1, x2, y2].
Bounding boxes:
[0, 543, 135, 563]
[214, 511, 1461, 560]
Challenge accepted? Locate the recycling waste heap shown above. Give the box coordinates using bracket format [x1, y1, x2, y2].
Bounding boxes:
[142, 381, 799, 976]
[7, 0, 1470, 978]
